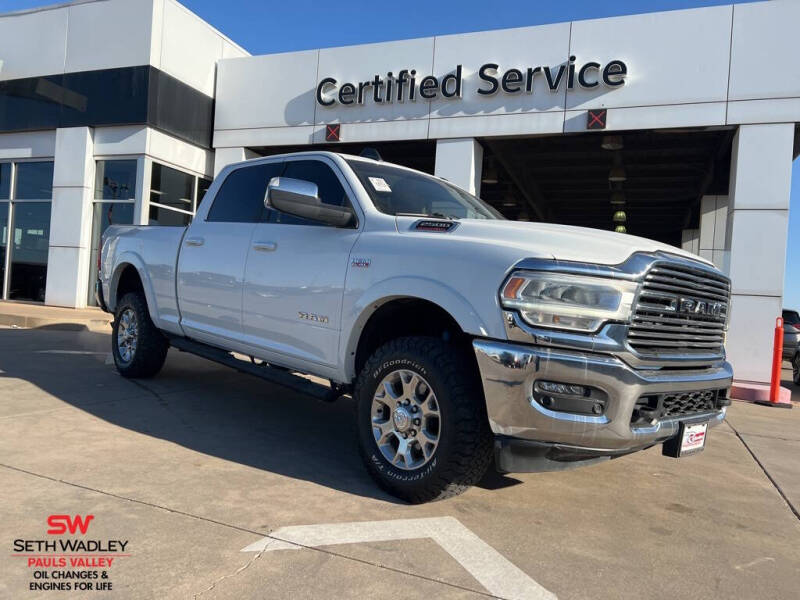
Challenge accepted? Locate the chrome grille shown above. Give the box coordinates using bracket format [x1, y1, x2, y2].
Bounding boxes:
[628, 262, 730, 358]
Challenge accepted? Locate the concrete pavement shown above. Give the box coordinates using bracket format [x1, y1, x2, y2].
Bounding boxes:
[1, 325, 799, 599]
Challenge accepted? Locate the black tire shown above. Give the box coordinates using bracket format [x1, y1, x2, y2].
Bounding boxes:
[112, 292, 169, 378]
[793, 354, 799, 386]
[354, 336, 493, 503]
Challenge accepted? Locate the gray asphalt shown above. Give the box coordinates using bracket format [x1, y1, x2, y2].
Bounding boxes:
[1, 325, 799, 599]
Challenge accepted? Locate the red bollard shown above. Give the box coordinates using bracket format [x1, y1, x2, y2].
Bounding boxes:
[756, 317, 792, 408]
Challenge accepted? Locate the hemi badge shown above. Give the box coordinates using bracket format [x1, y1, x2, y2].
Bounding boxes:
[415, 220, 456, 232]
[351, 257, 371, 268]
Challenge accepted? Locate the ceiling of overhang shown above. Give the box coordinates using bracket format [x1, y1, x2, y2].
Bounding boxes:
[479, 128, 734, 245]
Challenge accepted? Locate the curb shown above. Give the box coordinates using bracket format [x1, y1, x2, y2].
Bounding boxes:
[0, 313, 112, 331]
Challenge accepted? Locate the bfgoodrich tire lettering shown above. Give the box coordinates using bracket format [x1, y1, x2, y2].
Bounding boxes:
[355, 337, 493, 503]
[112, 292, 169, 378]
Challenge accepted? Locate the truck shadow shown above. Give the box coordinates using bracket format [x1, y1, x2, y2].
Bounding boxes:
[0, 326, 518, 504]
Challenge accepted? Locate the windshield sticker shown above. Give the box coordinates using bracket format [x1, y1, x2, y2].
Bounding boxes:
[368, 177, 392, 193]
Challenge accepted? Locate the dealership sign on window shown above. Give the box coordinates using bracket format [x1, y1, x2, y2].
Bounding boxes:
[316, 58, 627, 107]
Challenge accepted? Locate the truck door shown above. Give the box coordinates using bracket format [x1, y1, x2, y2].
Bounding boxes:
[241, 157, 361, 369]
[177, 162, 283, 347]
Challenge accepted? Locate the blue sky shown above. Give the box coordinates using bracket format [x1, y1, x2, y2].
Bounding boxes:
[1, 0, 796, 306]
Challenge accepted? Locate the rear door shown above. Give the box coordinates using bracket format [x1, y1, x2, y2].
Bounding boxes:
[177, 162, 283, 346]
[241, 157, 361, 369]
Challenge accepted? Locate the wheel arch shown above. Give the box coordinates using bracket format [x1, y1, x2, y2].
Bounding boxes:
[108, 254, 157, 319]
[344, 286, 486, 382]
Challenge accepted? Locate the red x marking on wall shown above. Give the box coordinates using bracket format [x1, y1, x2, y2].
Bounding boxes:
[325, 123, 341, 142]
[587, 109, 607, 130]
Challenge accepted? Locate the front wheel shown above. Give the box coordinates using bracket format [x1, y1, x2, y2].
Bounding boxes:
[354, 337, 493, 503]
[793, 354, 799, 386]
[112, 292, 169, 378]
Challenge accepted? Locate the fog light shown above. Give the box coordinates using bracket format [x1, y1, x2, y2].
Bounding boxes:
[532, 380, 608, 416]
[537, 381, 586, 396]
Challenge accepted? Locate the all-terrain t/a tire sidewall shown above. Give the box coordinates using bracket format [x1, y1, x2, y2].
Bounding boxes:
[355, 337, 492, 503]
[112, 292, 168, 378]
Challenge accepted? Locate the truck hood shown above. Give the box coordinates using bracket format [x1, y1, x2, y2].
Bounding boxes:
[404, 218, 711, 266]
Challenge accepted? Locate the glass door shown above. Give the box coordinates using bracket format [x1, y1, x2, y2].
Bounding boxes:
[5, 161, 54, 302]
[8, 202, 51, 302]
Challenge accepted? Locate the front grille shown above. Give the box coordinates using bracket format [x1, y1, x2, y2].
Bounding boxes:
[628, 261, 730, 359]
[631, 389, 722, 426]
[662, 390, 718, 417]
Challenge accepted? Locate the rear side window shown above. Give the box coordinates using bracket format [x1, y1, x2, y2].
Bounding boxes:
[269, 159, 352, 226]
[207, 162, 284, 223]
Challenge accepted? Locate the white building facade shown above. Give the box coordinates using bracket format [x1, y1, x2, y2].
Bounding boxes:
[0, 0, 797, 385]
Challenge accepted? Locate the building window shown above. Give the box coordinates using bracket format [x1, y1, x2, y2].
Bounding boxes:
[95, 159, 137, 200]
[87, 160, 137, 305]
[149, 162, 194, 226]
[0, 161, 54, 302]
[15, 161, 54, 200]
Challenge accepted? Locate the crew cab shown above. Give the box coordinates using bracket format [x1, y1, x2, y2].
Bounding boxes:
[97, 151, 733, 503]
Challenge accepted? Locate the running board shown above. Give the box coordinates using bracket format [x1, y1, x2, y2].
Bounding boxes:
[167, 336, 339, 402]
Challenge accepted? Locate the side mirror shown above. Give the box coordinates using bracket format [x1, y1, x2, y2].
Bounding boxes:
[265, 177, 354, 227]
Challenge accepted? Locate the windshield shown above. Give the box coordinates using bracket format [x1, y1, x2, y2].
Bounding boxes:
[346, 159, 503, 220]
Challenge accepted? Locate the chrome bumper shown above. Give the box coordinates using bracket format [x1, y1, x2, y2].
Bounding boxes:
[473, 339, 732, 454]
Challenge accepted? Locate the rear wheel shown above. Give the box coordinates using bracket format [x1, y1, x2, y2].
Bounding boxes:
[112, 292, 168, 378]
[355, 337, 493, 503]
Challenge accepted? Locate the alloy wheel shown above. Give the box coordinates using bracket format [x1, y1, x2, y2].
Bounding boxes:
[371, 369, 441, 470]
[116, 308, 139, 364]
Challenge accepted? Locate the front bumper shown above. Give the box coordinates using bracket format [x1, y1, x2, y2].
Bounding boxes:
[473, 339, 732, 463]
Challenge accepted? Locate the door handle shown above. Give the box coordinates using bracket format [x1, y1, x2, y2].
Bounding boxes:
[185, 236, 205, 247]
[253, 241, 278, 252]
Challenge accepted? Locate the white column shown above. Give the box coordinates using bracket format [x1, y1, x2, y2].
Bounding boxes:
[698, 195, 729, 272]
[725, 124, 793, 383]
[680, 229, 699, 255]
[45, 127, 95, 308]
[133, 156, 152, 226]
[434, 138, 483, 196]
[213, 147, 258, 178]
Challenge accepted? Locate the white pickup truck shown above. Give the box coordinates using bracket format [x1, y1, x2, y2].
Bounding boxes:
[97, 151, 733, 503]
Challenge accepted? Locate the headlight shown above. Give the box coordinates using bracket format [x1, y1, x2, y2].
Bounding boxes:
[500, 271, 638, 333]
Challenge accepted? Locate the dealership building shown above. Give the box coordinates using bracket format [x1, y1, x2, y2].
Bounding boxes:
[0, 0, 796, 384]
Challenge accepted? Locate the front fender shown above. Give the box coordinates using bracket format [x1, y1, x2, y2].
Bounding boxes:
[340, 276, 500, 380]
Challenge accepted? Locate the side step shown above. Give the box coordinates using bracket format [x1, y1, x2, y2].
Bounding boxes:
[168, 336, 339, 402]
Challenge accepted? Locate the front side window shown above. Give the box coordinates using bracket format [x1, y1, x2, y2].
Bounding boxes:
[346, 159, 501, 220]
[270, 160, 352, 226]
[207, 163, 283, 223]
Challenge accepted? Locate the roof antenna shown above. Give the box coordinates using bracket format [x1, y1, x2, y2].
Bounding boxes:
[359, 147, 383, 161]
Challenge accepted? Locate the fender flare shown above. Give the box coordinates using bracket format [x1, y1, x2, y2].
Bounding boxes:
[341, 276, 492, 380]
[108, 251, 159, 319]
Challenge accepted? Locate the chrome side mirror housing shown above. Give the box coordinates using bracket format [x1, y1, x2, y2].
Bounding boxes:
[265, 177, 354, 227]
